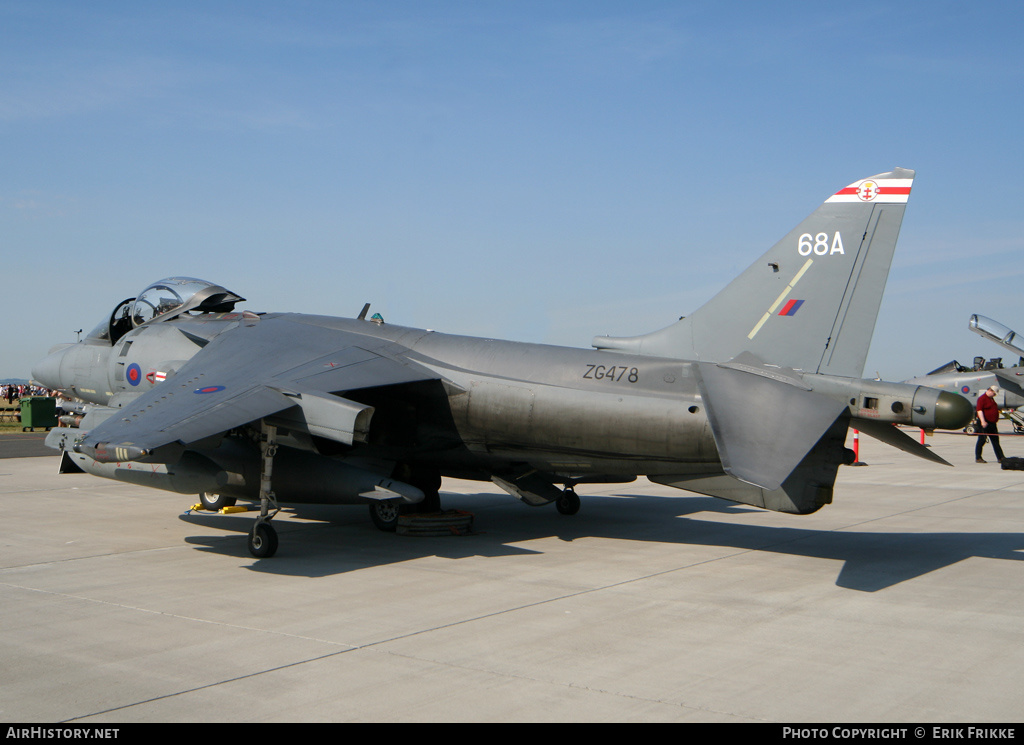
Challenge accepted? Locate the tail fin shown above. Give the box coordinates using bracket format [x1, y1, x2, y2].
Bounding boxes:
[594, 167, 914, 377]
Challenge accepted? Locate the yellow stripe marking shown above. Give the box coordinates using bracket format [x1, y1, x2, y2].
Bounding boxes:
[747, 258, 813, 339]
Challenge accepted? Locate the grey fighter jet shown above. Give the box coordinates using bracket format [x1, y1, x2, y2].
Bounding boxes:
[906, 314, 1024, 430]
[33, 167, 973, 558]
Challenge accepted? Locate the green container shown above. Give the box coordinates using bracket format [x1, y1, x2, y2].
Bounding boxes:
[20, 396, 57, 430]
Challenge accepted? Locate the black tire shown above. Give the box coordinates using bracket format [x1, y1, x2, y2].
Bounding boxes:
[199, 492, 237, 511]
[248, 522, 278, 558]
[556, 489, 581, 516]
[369, 501, 401, 532]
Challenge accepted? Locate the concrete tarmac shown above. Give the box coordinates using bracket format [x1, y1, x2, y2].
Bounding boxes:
[2, 431, 1023, 723]
[0, 431, 51, 458]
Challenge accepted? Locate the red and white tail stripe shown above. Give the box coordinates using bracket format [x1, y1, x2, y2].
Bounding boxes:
[826, 176, 913, 204]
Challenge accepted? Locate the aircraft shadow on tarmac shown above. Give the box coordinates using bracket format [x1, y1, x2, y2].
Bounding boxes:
[178, 489, 1024, 592]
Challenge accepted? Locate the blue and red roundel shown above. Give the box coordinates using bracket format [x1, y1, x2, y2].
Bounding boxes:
[194, 385, 225, 395]
[962, 385, 971, 394]
[126, 363, 142, 386]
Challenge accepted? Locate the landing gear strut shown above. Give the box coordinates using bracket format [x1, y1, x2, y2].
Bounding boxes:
[248, 422, 281, 558]
[414, 466, 442, 514]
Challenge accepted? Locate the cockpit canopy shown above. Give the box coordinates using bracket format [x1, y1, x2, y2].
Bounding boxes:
[88, 277, 245, 345]
[130, 277, 245, 326]
[970, 314, 1024, 359]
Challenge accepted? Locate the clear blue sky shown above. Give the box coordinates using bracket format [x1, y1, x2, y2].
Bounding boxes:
[4, 1, 1023, 381]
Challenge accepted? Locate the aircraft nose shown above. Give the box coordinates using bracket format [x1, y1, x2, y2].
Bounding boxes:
[32, 344, 73, 390]
[934, 391, 975, 430]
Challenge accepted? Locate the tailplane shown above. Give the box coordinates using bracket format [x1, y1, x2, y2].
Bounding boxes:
[594, 168, 914, 378]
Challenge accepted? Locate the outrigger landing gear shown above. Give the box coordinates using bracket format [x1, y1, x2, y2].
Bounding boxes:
[556, 487, 581, 516]
[367, 465, 443, 532]
[248, 422, 281, 558]
[199, 491, 237, 511]
[368, 500, 401, 532]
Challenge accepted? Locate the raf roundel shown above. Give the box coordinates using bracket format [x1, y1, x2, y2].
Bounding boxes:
[126, 363, 142, 386]
[194, 385, 226, 395]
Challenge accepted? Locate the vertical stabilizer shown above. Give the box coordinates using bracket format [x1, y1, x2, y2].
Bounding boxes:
[593, 168, 914, 377]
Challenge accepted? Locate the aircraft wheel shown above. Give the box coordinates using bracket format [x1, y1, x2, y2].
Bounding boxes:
[964, 424, 976, 435]
[248, 522, 278, 558]
[199, 491, 237, 511]
[369, 501, 401, 532]
[556, 489, 581, 516]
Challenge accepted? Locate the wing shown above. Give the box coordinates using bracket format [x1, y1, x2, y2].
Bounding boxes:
[77, 315, 440, 463]
[993, 369, 1024, 400]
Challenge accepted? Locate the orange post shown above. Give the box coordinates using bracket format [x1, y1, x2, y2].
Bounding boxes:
[852, 429, 867, 466]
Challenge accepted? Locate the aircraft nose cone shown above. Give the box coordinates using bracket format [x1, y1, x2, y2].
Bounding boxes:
[32, 344, 72, 390]
[934, 391, 975, 430]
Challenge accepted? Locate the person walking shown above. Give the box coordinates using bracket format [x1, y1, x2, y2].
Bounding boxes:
[975, 385, 1006, 463]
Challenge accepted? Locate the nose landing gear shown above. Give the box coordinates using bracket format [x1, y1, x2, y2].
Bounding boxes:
[248, 520, 279, 558]
[247, 422, 281, 558]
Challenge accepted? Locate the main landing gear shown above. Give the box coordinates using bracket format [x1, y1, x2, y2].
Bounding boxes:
[247, 422, 281, 558]
[556, 487, 580, 516]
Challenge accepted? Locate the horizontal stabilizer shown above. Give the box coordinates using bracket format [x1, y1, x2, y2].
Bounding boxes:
[852, 419, 952, 466]
[651, 416, 851, 514]
[697, 356, 847, 490]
